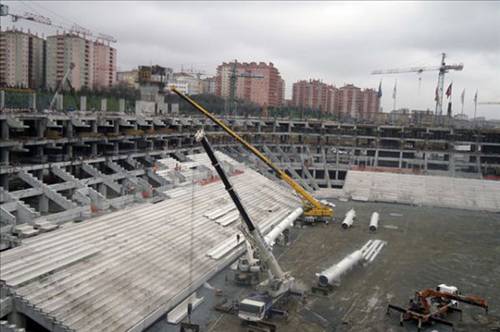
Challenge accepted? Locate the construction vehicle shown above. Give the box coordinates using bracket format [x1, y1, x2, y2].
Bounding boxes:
[195, 129, 295, 325]
[387, 284, 488, 331]
[232, 240, 262, 286]
[172, 87, 334, 223]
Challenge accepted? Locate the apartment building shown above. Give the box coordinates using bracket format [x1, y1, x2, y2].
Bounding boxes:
[215, 61, 284, 107]
[0, 28, 45, 89]
[93, 41, 116, 90]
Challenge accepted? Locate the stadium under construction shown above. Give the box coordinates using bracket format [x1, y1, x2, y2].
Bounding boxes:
[1, 99, 500, 332]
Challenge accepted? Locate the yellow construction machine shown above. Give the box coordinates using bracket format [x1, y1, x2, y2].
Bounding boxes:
[171, 88, 334, 222]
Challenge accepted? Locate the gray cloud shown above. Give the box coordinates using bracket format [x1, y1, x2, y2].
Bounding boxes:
[5, 1, 500, 119]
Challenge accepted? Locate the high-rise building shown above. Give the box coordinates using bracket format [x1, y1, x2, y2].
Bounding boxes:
[46, 33, 95, 91]
[93, 41, 116, 90]
[0, 28, 45, 89]
[292, 80, 337, 114]
[292, 80, 380, 119]
[215, 61, 284, 107]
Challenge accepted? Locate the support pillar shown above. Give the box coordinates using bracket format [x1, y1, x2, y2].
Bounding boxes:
[119, 99, 125, 113]
[80, 96, 87, 112]
[100, 98, 107, 112]
[31, 92, 37, 110]
[56, 94, 63, 111]
[0, 90, 5, 109]
[0, 173, 9, 190]
[39, 195, 49, 214]
[398, 151, 403, 168]
[98, 183, 107, 197]
[37, 119, 46, 138]
[1, 120, 9, 140]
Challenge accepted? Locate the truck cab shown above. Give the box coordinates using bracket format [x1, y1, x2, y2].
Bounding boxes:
[238, 295, 273, 321]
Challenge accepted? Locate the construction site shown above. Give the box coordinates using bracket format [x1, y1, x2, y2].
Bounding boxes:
[0, 85, 499, 332]
[0, 3, 499, 329]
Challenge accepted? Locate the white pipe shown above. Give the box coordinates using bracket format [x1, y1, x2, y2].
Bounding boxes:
[365, 241, 384, 262]
[318, 250, 363, 287]
[341, 209, 356, 229]
[368, 242, 385, 263]
[360, 239, 374, 254]
[264, 207, 303, 246]
[362, 240, 380, 260]
[369, 212, 379, 232]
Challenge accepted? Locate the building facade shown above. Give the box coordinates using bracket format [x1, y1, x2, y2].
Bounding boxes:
[202, 76, 216, 94]
[292, 80, 380, 119]
[0, 28, 45, 89]
[93, 41, 116, 90]
[215, 61, 284, 107]
[46, 33, 95, 91]
[292, 79, 337, 114]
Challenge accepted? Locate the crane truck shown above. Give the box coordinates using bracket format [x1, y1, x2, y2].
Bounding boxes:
[195, 129, 296, 324]
[171, 87, 334, 224]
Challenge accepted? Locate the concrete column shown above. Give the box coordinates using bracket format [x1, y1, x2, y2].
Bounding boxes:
[91, 119, 98, 133]
[56, 94, 63, 111]
[449, 153, 455, 177]
[0, 90, 5, 109]
[424, 153, 428, 172]
[91, 143, 98, 156]
[39, 195, 49, 213]
[1, 147, 9, 165]
[80, 96, 87, 112]
[374, 149, 379, 167]
[31, 93, 37, 110]
[8, 310, 26, 329]
[100, 98, 107, 112]
[1, 120, 9, 140]
[0, 174, 8, 190]
[37, 119, 46, 138]
[114, 143, 119, 155]
[398, 151, 403, 168]
[67, 122, 74, 138]
[98, 183, 107, 197]
[114, 120, 120, 134]
[67, 144, 73, 159]
[119, 99, 125, 113]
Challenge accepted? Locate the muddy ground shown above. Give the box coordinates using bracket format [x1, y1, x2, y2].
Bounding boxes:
[151, 201, 500, 332]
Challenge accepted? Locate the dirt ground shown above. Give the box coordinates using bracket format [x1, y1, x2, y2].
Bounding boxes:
[154, 201, 500, 332]
[207, 202, 500, 332]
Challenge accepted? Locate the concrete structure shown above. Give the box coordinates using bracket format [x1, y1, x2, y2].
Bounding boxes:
[216, 61, 284, 107]
[0, 28, 45, 89]
[342, 170, 500, 211]
[93, 41, 116, 90]
[46, 33, 95, 90]
[0, 152, 301, 332]
[116, 69, 138, 88]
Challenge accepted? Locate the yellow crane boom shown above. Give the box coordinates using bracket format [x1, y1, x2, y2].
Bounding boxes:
[171, 88, 333, 220]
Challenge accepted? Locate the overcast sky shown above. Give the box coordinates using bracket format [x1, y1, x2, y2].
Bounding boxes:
[5, 1, 500, 119]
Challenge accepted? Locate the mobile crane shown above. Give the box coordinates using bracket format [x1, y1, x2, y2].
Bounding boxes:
[171, 87, 334, 223]
[195, 129, 295, 324]
[387, 284, 488, 331]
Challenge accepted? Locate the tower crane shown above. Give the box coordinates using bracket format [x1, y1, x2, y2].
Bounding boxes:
[371, 53, 463, 117]
[226, 60, 264, 116]
[0, 4, 116, 44]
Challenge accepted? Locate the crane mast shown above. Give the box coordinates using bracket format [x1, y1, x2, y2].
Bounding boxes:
[171, 87, 333, 222]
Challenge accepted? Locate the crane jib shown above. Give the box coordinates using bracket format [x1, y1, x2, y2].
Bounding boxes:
[171, 88, 333, 219]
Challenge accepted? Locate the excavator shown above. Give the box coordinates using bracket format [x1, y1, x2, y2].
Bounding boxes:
[387, 284, 488, 331]
[171, 87, 334, 223]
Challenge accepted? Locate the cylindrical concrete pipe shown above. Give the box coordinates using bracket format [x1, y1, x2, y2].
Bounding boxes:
[369, 212, 379, 232]
[318, 250, 363, 287]
[342, 209, 356, 229]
